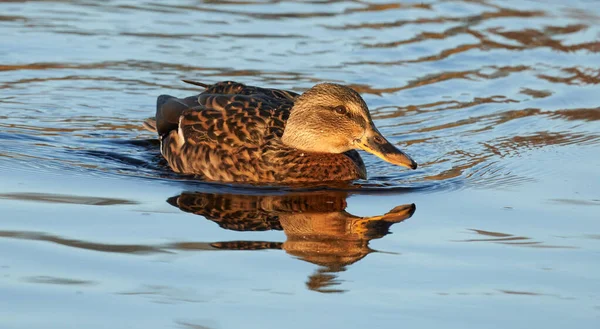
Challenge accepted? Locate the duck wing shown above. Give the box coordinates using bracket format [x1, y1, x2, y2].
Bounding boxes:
[157, 82, 298, 180]
[183, 80, 299, 101]
[153, 80, 297, 139]
[179, 92, 292, 149]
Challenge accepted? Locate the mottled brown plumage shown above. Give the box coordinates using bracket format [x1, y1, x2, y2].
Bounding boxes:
[145, 80, 417, 184]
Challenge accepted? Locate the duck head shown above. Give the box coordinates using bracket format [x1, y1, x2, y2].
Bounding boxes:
[282, 83, 417, 170]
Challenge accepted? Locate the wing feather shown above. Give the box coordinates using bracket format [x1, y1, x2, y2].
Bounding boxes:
[180, 93, 291, 149]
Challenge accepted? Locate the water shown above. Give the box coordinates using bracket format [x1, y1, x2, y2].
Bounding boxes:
[1, 0, 599, 328]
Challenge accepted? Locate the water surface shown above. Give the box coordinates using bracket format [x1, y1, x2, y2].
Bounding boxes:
[1, 0, 599, 328]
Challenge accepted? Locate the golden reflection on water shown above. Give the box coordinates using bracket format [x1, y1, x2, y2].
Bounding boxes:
[169, 191, 416, 293]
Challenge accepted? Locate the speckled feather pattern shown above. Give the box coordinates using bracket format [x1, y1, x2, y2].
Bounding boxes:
[155, 81, 366, 183]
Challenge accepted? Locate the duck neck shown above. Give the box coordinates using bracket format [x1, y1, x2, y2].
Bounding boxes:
[281, 124, 317, 152]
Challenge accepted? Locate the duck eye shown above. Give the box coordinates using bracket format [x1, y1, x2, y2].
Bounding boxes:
[334, 106, 347, 115]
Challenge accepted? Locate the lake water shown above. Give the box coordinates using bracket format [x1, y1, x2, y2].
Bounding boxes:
[1, 0, 599, 328]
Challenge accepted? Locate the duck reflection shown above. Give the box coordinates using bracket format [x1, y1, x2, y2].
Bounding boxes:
[168, 191, 416, 293]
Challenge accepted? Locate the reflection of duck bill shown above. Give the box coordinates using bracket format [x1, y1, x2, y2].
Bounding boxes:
[363, 203, 417, 227]
[281, 203, 416, 267]
[168, 190, 416, 292]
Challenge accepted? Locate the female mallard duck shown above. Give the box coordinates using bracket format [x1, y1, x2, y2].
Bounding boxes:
[144, 80, 417, 183]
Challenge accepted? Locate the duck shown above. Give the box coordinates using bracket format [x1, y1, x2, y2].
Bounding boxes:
[144, 80, 417, 184]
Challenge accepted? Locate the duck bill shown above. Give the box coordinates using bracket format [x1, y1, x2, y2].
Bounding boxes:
[356, 128, 417, 170]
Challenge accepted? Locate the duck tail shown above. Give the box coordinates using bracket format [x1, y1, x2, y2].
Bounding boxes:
[181, 79, 210, 89]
